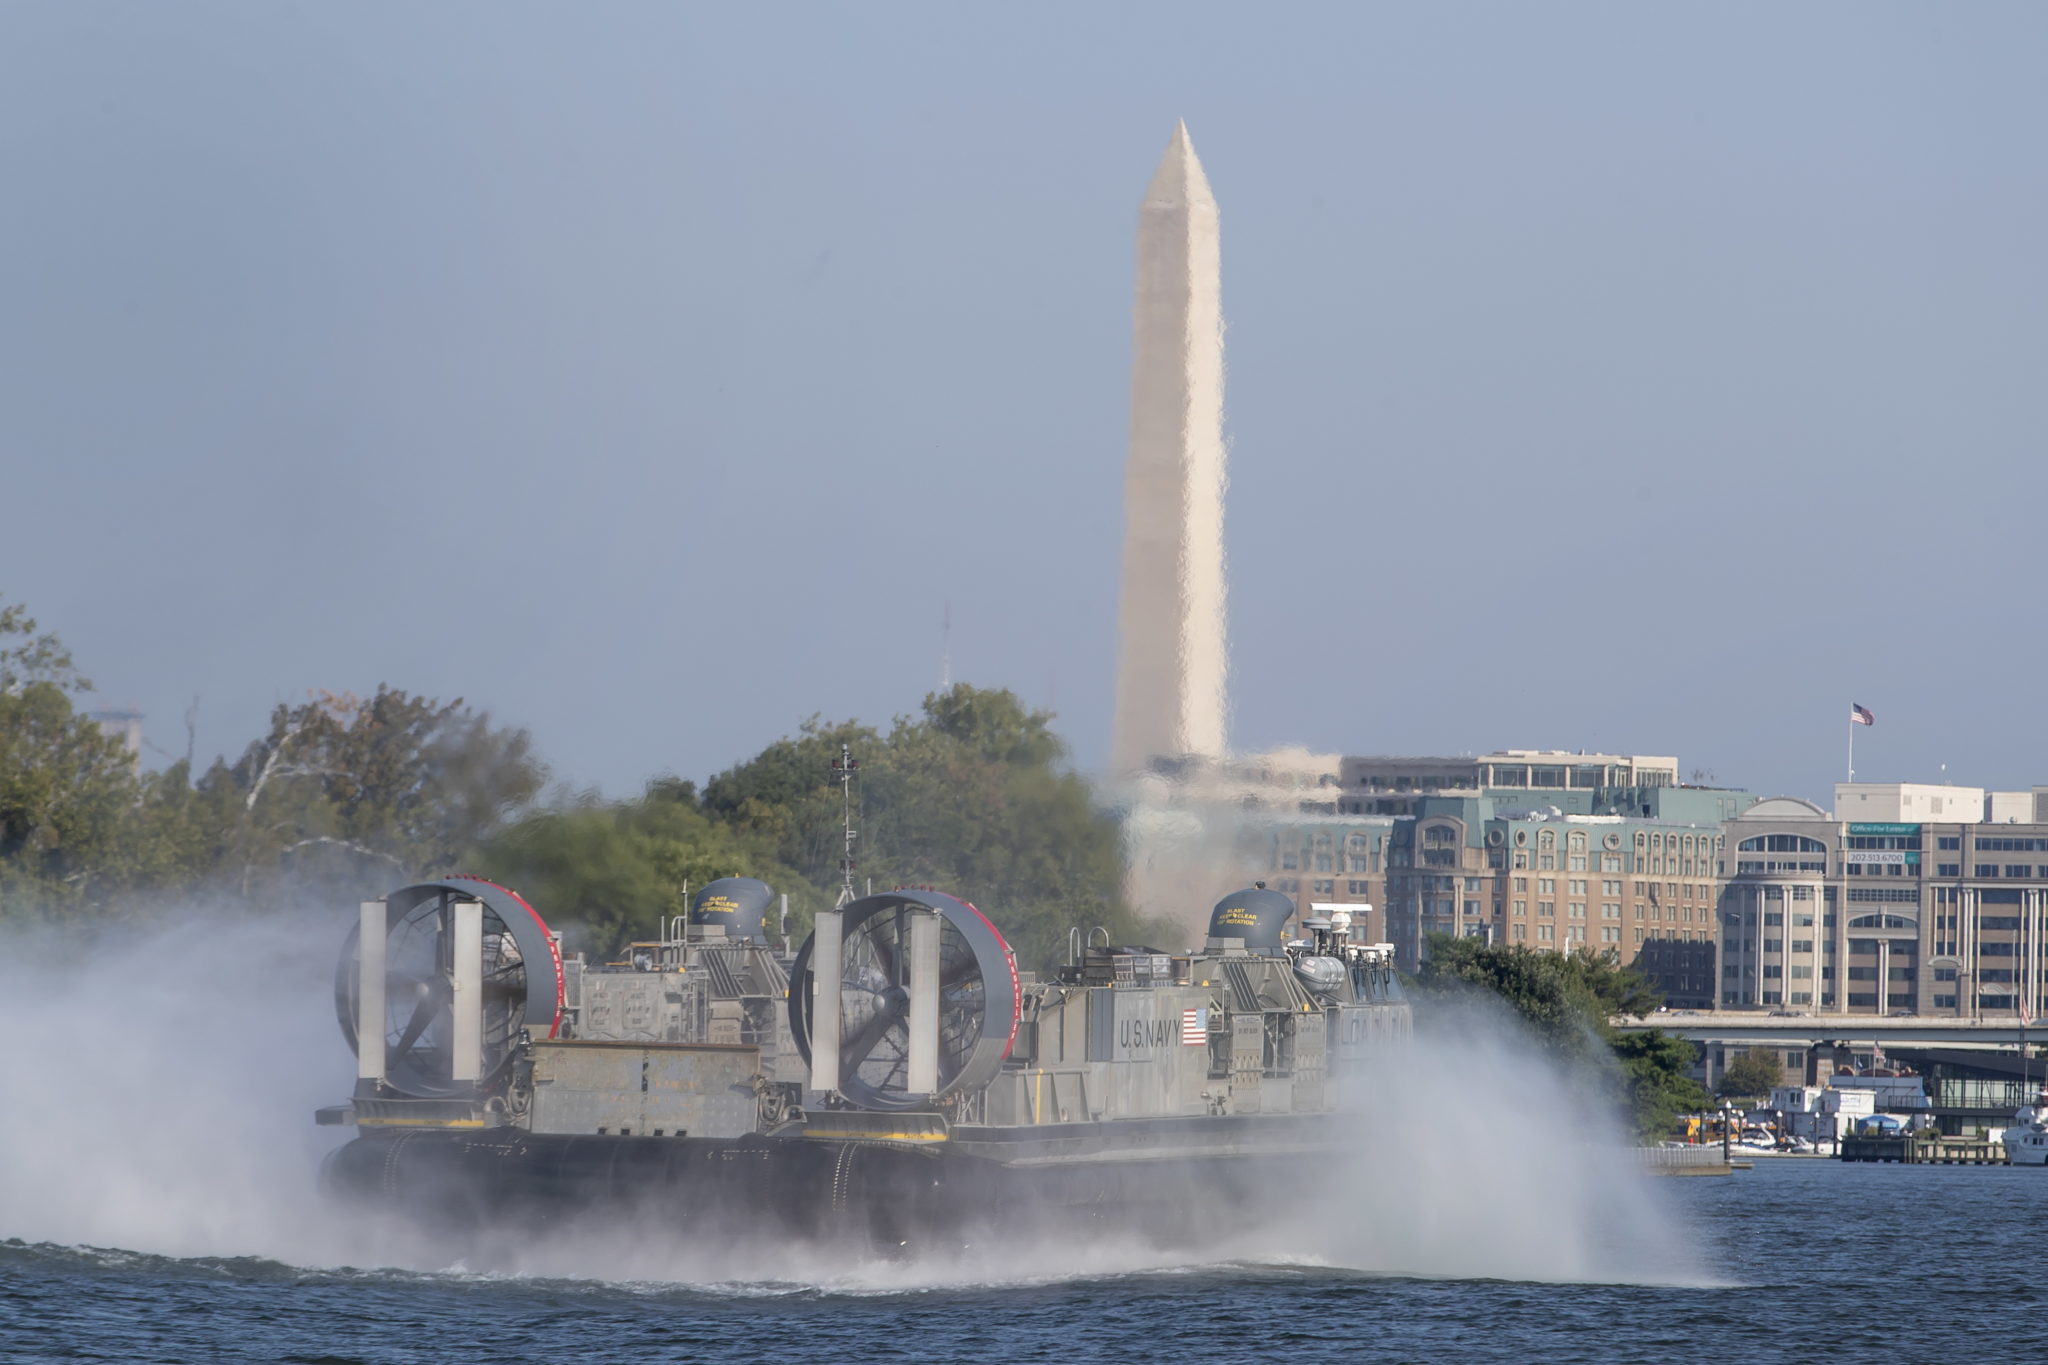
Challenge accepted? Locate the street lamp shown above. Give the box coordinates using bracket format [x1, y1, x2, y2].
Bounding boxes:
[1721, 1098, 1735, 1160]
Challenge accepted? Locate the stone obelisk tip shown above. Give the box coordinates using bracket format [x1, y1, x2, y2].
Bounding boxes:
[1144, 121, 1216, 211]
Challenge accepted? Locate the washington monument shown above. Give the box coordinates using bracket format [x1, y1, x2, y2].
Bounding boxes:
[1111, 122, 1229, 778]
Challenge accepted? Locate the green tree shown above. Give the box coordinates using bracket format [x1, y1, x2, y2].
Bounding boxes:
[1612, 1029, 1715, 1139]
[0, 596, 90, 695]
[0, 597, 146, 919]
[202, 685, 544, 901]
[1716, 1048, 1785, 1100]
[0, 678, 142, 916]
[476, 781, 825, 955]
[699, 686, 1164, 969]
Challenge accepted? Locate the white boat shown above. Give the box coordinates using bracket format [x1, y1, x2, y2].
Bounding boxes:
[2001, 1108, 2048, 1165]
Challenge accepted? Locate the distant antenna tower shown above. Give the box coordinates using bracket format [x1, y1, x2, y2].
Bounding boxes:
[832, 743, 860, 907]
[939, 598, 953, 691]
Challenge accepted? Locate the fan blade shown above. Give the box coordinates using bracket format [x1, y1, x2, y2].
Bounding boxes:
[867, 930, 900, 983]
[387, 978, 447, 1066]
[841, 1002, 906, 1071]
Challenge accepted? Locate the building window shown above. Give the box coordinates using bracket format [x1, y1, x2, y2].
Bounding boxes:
[1513, 924, 1526, 942]
[1602, 903, 1621, 919]
[1538, 924, 1554, 941]
[1513, 899, 1527, 915]
[1846, 888, 1918, 904]
[1538, 901, 1555, 917]
[1938, 863, 1961, 877]
[1312, 880, 1335, 895]
[1977, 865, 2001, 878]
[1569, 902, 1587, 919]
[1739, 835, 1828, 853]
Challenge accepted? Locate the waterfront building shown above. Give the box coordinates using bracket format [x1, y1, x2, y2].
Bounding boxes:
[1257, 813, 1394, 951]
[1258, 752, 1752, 1005]
[1380, 793, 1736, 1005]
[1718, 783, 2048, 1018]
[1338, 750, 1682, 815]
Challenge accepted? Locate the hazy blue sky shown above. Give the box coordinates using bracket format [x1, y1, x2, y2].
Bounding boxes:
[3, 3, 2042, 805]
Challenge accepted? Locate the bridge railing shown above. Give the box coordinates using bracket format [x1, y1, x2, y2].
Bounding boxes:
[1629, 1146, 1732, 1171]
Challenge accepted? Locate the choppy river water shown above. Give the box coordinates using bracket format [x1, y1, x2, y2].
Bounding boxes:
[6, 1159, 2046, 1364]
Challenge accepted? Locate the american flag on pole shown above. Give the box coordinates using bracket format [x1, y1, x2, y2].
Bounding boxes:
[1851, 703, 1875, 726]
[1181, 1007, 1209, 1045]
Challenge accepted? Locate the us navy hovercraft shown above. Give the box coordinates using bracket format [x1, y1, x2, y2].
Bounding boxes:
[318, 872, 1409, 1251]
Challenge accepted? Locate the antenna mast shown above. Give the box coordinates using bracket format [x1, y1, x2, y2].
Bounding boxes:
[832, 743, 860, 907]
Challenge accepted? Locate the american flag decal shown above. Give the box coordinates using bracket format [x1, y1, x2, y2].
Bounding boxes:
[1181, 1007, 1208, 1045]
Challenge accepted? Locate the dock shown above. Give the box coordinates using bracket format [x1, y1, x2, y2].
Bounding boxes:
[1633, 1147, 1739, 1176]
[1838, 1134, 2007, 1165]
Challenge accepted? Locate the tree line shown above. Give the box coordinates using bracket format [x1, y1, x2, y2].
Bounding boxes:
[0, 594, 1159, 968]
[7, 591, 1723, 1138]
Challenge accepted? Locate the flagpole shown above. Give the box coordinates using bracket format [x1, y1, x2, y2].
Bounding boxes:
[1847, 709, 1855, 783]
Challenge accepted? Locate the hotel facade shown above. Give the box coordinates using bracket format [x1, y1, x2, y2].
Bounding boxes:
[1718, 784, 2048, 1017]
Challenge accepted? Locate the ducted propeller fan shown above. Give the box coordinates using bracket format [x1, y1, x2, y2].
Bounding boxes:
[788, 889, 1021, 1112]
[333, 877, 565, 1098]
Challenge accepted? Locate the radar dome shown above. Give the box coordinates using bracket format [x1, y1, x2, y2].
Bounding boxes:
[688, 877, 774, 941]
[1206, 886, 1294, 955]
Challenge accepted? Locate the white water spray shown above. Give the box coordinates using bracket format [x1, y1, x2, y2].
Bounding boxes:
[0, 912, 1703, 1289]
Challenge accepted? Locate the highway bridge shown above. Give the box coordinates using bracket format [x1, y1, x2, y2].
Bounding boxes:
[1613, 1013, 2043, 1049]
